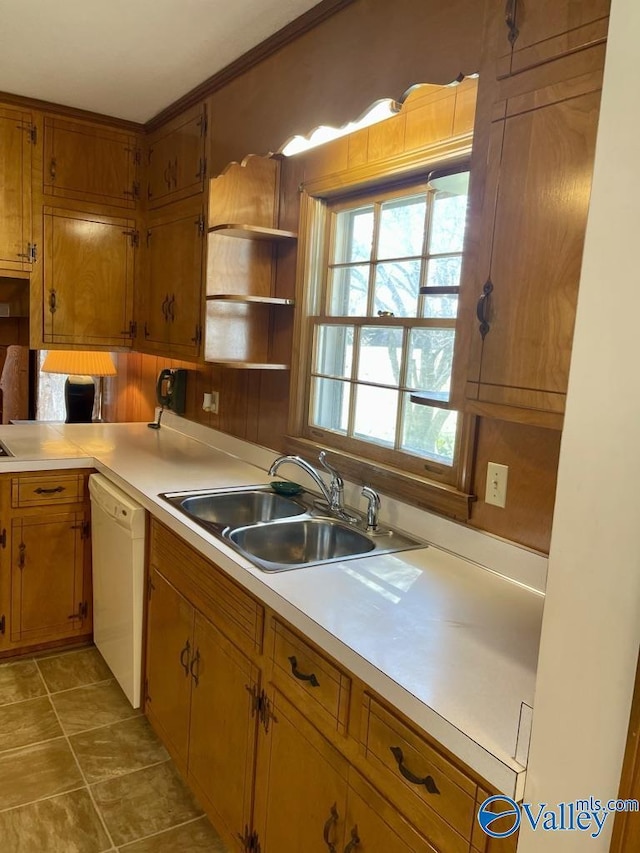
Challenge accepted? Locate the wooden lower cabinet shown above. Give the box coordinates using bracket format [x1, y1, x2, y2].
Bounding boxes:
[144, 522, 519, 853]
[145, 567, 259, 850]
[0, 469, 93, 657]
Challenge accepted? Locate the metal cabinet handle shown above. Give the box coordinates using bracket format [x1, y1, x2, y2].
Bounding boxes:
[164, 163, 172, 189]
[476, 279, 493, 339]
[190, 648, 201, 686]
[161, 294, 169, 321]
[17, 542, 25, 570]
[49, 289, 57, 314]
[49, 157, 57, 182]
[505, 0, 519, 46]
[323, 803, 339, 852]
[179, 639, 191, 675]
[34, 486, 64, 495]
[288, 655, 319, 687]
[343, 826, 360, 853]
[168, 294, 175, 322]
[389, 746, 440, 794]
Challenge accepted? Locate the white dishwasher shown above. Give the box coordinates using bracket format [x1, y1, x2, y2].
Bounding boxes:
[89, 474, 146, 708]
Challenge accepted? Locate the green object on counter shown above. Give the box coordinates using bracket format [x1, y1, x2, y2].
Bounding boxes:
[270, 480, 303, 496]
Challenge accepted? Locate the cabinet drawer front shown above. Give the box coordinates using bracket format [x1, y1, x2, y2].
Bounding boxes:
[272, 619, 351, 734]
[361, 695, 477, 846]
[150, 519, 263, 656]
[12, 473, 85, 507]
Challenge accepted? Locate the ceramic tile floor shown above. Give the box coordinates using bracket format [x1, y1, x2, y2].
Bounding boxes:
[0, 646, 227, 852]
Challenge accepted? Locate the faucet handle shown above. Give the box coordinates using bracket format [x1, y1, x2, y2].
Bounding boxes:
[318, 450, 341, 481]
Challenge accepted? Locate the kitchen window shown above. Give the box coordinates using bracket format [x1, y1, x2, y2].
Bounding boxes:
[297, 169, 470, 488]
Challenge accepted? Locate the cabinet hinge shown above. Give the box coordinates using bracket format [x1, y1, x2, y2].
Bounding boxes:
[134, 147, 142, 167]
[147, 576, 155, 600]
[238, 826, 260, 853]
[191, 324, 202, 346]
[197, 110, 208, 137]
[122, 229, 140, 248]
[81, 520, 91, 539]
[68, 600, 87, 622]
[0, 614, 5, 635]
[196, 213, 205, 236]
[17, 123, 37, 144]
[196, 157, 207, 182]
[124, 181, 140, 200]
[0, 528, 6, 549]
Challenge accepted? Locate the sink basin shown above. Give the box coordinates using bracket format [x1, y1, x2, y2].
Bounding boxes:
[170, 489, 306, 529]
[229, 517, 375, 570]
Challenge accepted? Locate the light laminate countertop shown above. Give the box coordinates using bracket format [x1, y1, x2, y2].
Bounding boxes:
[0, 420, 544, 797]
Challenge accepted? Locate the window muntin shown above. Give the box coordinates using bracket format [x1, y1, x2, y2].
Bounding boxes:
[307, 171, 469, 473]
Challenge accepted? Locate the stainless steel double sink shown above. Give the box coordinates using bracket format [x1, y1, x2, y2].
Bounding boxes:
[160, 485, 423, 572]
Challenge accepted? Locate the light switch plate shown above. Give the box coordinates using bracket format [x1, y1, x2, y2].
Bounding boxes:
[486, 462, 508, 508]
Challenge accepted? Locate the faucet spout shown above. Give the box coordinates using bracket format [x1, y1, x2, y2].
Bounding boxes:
[268, 451, 359, 523]
[268, 454, 333, 506]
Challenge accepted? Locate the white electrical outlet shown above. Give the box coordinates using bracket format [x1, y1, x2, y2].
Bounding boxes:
[485, 462, 508, 508]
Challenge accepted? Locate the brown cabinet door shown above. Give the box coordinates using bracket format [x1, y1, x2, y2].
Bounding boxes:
[10, 511, 87, 645]
[344, 772, 439, 853]
[0, 106, 33, 272]
[145, 569, 194, 770]
[43, 117, 138, 208]
[144, 205, 203, 356]
[466, 65, 602, 419]
[43, 207, 135, 347]
[253, 687, 349, 853]
[147, 104, 207, 208]
[188, 612, 260, 846]
[500, 0, 610, 74]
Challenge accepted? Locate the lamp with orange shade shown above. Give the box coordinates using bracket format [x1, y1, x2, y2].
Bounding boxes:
[40, 351, 117, 423]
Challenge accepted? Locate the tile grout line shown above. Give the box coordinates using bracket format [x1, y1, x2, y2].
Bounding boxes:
[38, 660, 118, 853]
[117, 815, 210, 850]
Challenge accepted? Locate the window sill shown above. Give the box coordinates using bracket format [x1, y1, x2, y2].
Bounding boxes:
[284, 435, 475, 522]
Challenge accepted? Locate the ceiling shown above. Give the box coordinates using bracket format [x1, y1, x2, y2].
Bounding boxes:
[0, 0, 322, 123]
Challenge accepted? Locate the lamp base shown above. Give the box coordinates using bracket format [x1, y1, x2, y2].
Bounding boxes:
[64, 375, 95, 423]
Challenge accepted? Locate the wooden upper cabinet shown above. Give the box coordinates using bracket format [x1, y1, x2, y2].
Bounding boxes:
[141, 199, 204, 357]
[0, 105, 34, 273]
[460, 47, 605, 428]
[498, 0, 610, 76]
[146, 103, 207, 209]
[43, 116, 140, 208]
[43, 207, 135, 347]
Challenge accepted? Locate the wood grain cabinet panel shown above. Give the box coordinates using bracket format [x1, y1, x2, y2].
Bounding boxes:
[10, 511, 89, 645]
[462, 50, 604, 426]
[141, 201, 204, 357]
[498, 0, 610, 75]
[43, 116, 139, 208]
[0, 105, 34, 273]
[146, 103, 207, 209]
[43, 207, 135, 347]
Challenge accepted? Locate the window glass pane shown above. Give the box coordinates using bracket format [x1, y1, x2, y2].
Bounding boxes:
[357, 326, 403, 386]
[378, 195, 426, 259]
[401, 395, 458, 465]
[333, 206, 374, 264]
[328, 265, 369, 316]
[421, 295, 458, 319]
[314, 325, 354, 378]
[373, 260, 421, 318]
[353, 385, 398, 447]
[406, 328, 455, 394]
[310, 377, 350, 434]
[425, 256, 462, 289]
[428, 172, 469, 255]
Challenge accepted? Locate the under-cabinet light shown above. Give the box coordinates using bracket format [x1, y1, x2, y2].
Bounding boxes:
[281, 99, 400, 157]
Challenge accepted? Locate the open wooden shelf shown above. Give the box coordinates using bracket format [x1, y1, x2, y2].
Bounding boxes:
[206, 294, 294, 305]
[208, 224, 297, 241]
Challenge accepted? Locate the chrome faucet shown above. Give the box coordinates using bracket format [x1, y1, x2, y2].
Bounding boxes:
[361, 486, 380, 532]
[268, 451, 357, 522]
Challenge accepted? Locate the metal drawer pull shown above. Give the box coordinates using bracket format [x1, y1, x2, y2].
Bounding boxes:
[34, 486, 65, 495]
[343, 826, 360, 853]
[190, 648, 201, 686]
[179, 639, 191, 675]
[323, 803, 339, 852]
[476, 279, 493, 340]
[288, 655, 319, 687]
[390, 746, 440, 794]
